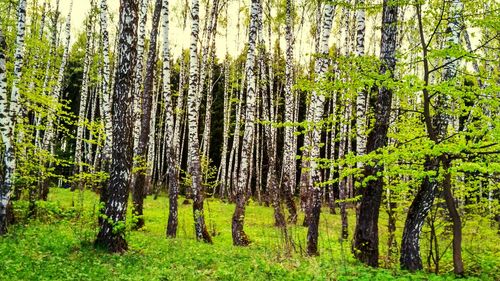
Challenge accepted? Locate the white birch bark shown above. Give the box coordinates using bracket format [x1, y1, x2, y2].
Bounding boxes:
[187, 0, 212, 242]
[74, 15, 94, 188]
[100, 0, 113, 164]
[133, 0, 150, 155]
[354, 0, 367, 165]
[0, 1, 27, 227]
[304, 3, 335, 255]
[232, 0, 260, 246]
[217, 58, 231, 198]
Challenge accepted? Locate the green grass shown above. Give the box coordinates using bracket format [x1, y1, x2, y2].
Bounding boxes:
[0, 188, 498, 280]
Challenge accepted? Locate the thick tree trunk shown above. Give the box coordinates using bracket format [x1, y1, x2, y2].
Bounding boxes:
[187, 0, 212, 243]
[353, 0, 398, 267]
[132, 0, 162, 230]
[0, 8, 25, 232]
[232, 0, 260, 246]
[95, 0, 138, 253]
[354, 0, 367, 167]
[401, 158, 439, 271]
[401, 0, 463, 271]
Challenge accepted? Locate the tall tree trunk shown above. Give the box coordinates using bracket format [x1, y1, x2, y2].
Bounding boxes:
[132, 0, 149, 155]
[232, 0, 260, 246]
[281, 0, 298, 224]
[258, 6, 285, 227]
[228, 71, 244, 199]
[401, 0, 463, 272]
[0, 0, 27, 232]
[354, 0, 367, 167]
[73, 15, 94, 191]
[442, 159, 464, 275]
[353, 0, 398, 267]
[187, 0, 212, 243]
[201, 0, 221, 162]
[100, 0, 113, 166]
[161, 0, 179, 238]
[304, 3, 335, 256]
[95, 0, 138, 253]
[132, 0, 163, 230]
[338, 98, 350, 240]
[217, 58, 231, 198]
[40, 0, 73, 200]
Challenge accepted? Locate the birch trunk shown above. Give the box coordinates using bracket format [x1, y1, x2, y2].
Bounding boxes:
[304, 3, 335, 256]
[281, 0, 298, 224]
[40, 1, 73, 200]
[132, 0, 163, 230]
[95, 0, 138, 253]
[187, 0, 212, 243]
[160, 0, 180, 238]
[354, 0, 367, 165]
[353, 0, 398, 267]
[100, 0, 113, 166]
[0, 0, 27, 232]
[217, 59, 231, 198]
[73, 16, 94, 190]
[232, 0, 260, 246]
[132, 0, 149, 155]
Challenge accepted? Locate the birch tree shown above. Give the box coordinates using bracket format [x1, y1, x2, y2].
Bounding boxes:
[95, 0, 139, 253]
[186, 0, 212, 243]
[281, 0, 298, 224]
[74, 12, 94, 190]
[99, 0, 113, 166]
[40, 0, 73, 200]
[160, 0, 180, 238]
[132, 0, 163, 230]
[303, 3, 335, 256]
[353, 0, 398, 267]
[0, 0, 27, 234]
[232, 0, 260, 246]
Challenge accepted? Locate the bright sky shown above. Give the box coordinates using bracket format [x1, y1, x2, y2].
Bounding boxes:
[53, 0, 321, 62]
[56, 0, 250, 58]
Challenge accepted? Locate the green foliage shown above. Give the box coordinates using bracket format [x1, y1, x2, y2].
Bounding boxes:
[1, 188, 498, 280]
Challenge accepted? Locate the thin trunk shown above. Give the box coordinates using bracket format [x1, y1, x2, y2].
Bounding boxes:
[100, 0, 113, 166]
[161, 0, 179, 238]
[187, 0, 212, 243]
[217, 59, 231, 198]
[40, 1, 73, 200]
[132, 0, 163, 230]
[338, 98, 350, 240]
[74, 16, 93, 190]
[281, 0, 298, 224]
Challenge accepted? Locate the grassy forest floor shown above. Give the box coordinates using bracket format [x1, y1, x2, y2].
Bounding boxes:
[0, 188, 498, 280]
